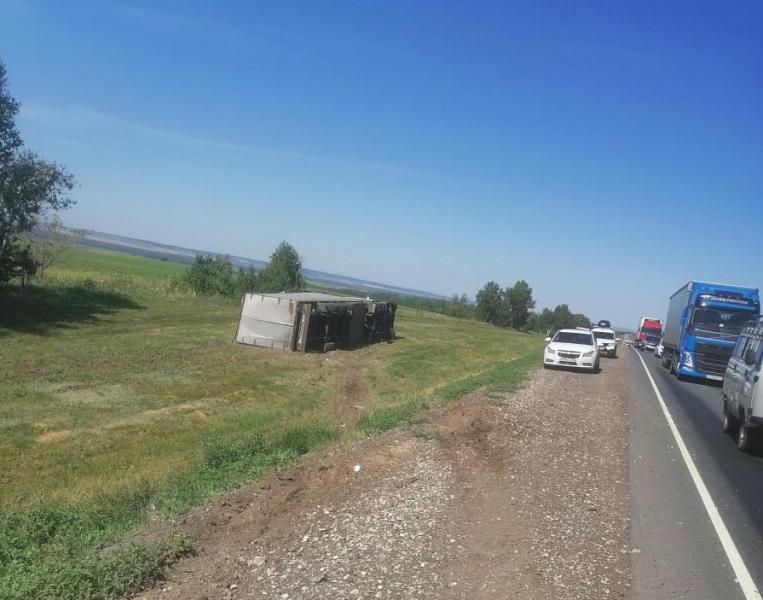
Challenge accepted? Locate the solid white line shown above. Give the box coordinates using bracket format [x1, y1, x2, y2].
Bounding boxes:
[633, 350, 761, 600]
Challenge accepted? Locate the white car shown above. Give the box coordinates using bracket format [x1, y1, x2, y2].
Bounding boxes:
[591, 326, 617, 358]
[544, 328, 600, 371]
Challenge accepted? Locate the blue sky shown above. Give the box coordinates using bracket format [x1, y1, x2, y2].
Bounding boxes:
[1, 0, 762, 327]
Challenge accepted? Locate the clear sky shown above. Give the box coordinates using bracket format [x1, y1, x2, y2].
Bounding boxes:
[2, 1, 762, 327]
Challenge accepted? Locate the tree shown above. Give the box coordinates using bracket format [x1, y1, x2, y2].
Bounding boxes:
[551, 304, 574, 330]
[236, 265, 259, 294]
[181, 255, 235, 295]
[532, 308, 553, 333]
[449, 293, 471, 319]
[258, 241, 303, 293]
[28, 216, 87, 278]
[476, 281, 503, 325]
[0, 61, 75, 283]
[504, 280, 536, 329]
[0, 239, 36, 287]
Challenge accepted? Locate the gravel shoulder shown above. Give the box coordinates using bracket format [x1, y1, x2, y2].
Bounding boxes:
[135, 356, 632, 600]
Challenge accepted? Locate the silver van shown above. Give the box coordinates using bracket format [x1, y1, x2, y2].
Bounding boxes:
[722, 317, 763, 451]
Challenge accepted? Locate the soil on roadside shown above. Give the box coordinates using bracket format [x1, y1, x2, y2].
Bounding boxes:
[135, 355, 632, 600]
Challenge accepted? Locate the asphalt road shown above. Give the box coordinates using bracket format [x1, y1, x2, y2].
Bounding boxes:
[627, 346, 763, 599]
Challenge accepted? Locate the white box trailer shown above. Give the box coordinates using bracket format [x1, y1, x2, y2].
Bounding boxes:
[235, 292, 396, 352]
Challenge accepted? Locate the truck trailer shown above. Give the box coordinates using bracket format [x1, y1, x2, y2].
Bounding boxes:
[661, 281, 760, 381]
[235, 292, 396, 353]
[635, 317, 662, 350]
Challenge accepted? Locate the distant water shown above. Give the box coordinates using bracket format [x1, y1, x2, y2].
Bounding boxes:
[76, 229, 448, 300]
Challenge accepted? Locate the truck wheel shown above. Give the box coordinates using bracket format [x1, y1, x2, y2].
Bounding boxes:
[738, 424, 751, 452]
[661, 352, 669, 369]
[669, 351, 677, 375]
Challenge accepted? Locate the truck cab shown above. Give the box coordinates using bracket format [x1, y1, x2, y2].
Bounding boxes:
[722, 317, 763, 451]
[662, 282, 760, 382]
[636, 317, 662, 351]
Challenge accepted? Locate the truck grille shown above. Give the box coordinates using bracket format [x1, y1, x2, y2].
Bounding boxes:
[694, 343, 733, 376]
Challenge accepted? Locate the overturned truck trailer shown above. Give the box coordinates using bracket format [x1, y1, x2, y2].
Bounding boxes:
[235, 292, 396, 352]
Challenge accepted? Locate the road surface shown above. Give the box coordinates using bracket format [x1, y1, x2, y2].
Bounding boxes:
[628, 346, 763, 599]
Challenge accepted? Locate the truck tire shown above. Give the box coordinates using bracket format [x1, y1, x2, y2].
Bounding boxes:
[738, 424, 751, 452]
[669, 351, 677, 375]
[661, 351, 670, 369]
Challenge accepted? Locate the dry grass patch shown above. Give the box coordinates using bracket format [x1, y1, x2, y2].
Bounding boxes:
[36, 430, 73, 444]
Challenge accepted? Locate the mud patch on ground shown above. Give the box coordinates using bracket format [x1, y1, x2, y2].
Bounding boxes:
[332, 358, 369, 427]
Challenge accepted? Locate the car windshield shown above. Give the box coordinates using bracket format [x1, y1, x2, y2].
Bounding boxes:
[553, 332, 593, 345]
[645, 335, 660, 343]
[593, 331, 615, 340]
[690, 308, 754, 336]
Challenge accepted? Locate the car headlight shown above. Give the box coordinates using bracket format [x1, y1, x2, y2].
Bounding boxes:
[582, 350, 594, 357]
[546, 347, 556, 355]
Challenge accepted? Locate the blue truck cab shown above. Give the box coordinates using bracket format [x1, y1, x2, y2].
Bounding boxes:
[661, 282, 760, 381]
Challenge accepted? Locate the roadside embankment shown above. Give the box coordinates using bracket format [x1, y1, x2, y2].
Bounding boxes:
[137, 354, 631, 599]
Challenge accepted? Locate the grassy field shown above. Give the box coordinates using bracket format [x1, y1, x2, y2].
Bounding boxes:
[0, 246, 543, 599]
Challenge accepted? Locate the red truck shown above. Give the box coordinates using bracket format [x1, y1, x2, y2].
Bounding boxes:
[636, 317, 663, 351]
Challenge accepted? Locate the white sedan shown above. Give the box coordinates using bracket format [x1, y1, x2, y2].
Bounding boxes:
[544, 328, 600, 371]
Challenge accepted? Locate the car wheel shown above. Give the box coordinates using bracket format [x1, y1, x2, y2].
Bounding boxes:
[722, 401, 737, 435]
[738, 424, 751, 452]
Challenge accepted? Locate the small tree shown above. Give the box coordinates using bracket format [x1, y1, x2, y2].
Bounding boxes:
[476, 281, 503, 325]
[505, 280, 535, 329]
[28, 216, 87, 278]
[181, 255, 235, 295]
[258, 241, 303, 293]
[449, 293, 471, 319]
[0, 239, 36, 287]
[236, 265, 259, 294]
[0, 61, 74, 283]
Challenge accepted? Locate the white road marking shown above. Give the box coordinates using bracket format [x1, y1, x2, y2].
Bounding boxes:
[633, 350, 761, 600]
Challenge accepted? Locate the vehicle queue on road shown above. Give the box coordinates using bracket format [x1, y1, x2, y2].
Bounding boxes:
[632, 281, 763, 453]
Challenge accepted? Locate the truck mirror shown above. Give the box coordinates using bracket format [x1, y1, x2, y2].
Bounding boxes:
[745, 347, 757, 366]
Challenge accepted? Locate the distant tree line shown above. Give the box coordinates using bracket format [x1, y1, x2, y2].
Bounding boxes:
[527, 304, 592, 333]
[475, 280, 536, 329]
[474, 279, 590, 333]
[180, 241, 304, 296]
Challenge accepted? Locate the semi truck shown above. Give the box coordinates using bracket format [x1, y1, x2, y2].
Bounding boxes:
[661, 281, 760, 381]
[635, 317, 662, 350]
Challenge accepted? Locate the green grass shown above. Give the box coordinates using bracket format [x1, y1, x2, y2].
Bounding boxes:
[0, 246, 544, 599]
